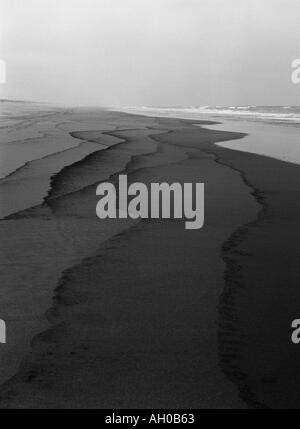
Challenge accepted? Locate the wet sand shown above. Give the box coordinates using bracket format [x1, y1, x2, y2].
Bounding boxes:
[0, 109, 299, 408]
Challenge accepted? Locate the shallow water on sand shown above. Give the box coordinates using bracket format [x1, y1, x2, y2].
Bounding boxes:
[202, 120, 300, 166]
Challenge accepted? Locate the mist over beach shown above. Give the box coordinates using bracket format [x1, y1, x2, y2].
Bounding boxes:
[0, 0, 300, 411]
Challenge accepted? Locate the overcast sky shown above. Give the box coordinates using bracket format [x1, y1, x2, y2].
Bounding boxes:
[1, 0, 299, 106]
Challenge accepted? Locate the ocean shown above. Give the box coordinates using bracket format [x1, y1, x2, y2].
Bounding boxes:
[123, 105, 300, 165]
[124, 105, 300, 125]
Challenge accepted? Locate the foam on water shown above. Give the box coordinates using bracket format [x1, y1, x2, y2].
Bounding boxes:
[122, 105, 300, 125]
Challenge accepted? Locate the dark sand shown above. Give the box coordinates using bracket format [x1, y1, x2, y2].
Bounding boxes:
[0, 110, 299, 408]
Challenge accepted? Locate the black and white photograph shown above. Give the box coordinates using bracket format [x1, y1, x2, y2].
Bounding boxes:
[0, 0, 300, 412]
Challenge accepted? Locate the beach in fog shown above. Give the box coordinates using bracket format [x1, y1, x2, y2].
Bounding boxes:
[0, 102, 299, 408]
[1, 0, 300, 411]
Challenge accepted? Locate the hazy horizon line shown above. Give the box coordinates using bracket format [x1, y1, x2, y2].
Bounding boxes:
[2, 98, 300, 109]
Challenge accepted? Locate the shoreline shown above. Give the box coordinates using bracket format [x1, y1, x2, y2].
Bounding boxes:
[207, 142, 268, 409]
[205, 135, 300, 408]
[0, 109, 299, 408]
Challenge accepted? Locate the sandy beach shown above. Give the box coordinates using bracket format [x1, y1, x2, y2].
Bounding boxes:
[2, 0, 300, 413]
[0, 107, 300, 409]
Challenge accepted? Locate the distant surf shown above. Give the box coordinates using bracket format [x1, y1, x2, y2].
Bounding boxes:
[122, 105, 300, 126]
